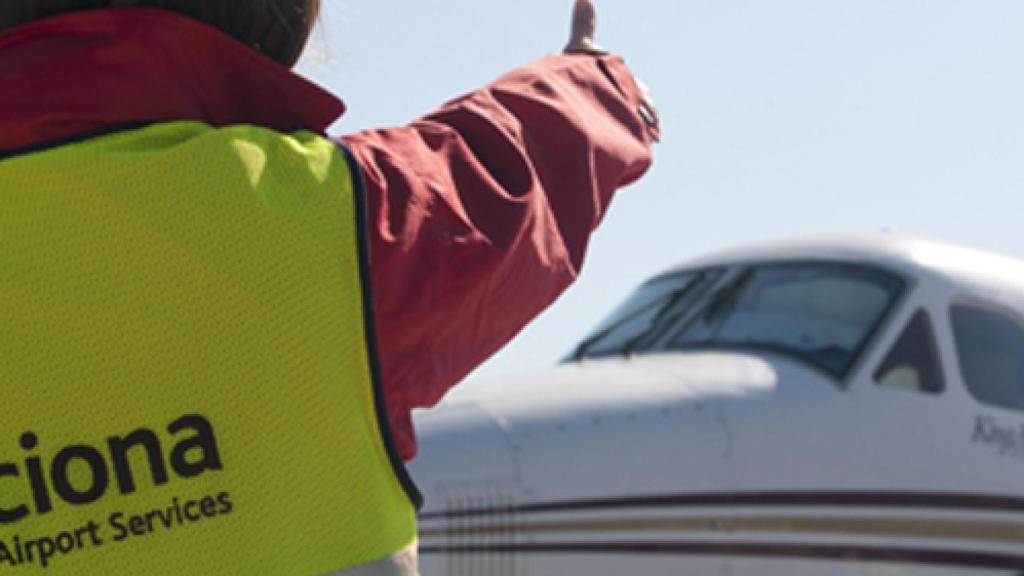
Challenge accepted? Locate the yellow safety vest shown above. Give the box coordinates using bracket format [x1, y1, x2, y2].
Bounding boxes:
[0, 122, 420, 574]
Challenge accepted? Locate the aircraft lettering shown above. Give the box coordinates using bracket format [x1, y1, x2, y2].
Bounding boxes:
[971, 415, 1024, 460]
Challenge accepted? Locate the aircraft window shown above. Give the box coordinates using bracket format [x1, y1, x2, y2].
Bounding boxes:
[951, 305, 1024, 411]
[574, 270, 722, 359]
[668, 264, 903, 377]
[874, 309, 944, 394]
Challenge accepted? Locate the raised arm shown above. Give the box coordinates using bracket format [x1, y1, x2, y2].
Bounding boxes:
[340, 0, 658, 461]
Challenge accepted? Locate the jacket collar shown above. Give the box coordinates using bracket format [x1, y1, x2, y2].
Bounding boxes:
[0, 8, 345, 153]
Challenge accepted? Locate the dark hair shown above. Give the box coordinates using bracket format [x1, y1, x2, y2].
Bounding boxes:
[0, 0, 321, 67]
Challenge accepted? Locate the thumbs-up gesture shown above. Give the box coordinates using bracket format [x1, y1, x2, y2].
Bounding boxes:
[565, 0, 603, 53]
[564, 0, 660, 139]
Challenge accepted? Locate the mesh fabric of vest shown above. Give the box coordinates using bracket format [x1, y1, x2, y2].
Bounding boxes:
[0, 122, 417, 574]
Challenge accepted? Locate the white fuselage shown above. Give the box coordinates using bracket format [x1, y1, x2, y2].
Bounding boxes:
[409, 236, 1024, 575]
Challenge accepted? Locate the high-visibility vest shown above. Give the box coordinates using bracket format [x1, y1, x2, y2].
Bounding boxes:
[0, 121, 420, 574]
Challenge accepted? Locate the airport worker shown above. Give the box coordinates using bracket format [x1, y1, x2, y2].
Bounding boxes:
[0, 0, 657, 574]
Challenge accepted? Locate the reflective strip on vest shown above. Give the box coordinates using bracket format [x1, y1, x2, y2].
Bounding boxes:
[0, 122, 419, 574]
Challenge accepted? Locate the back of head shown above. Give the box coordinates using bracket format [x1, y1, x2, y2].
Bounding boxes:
[0, 0, 320, 67]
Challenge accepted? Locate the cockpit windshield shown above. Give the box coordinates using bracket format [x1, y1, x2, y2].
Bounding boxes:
[573, 263, 904, 378]
[670, 264, 903, 376]
[573, 269, 723, 359]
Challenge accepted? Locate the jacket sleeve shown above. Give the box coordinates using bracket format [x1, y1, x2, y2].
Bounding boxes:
[339, 53, 656, 461]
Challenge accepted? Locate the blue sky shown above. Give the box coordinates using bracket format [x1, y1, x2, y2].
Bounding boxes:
[297, 1, 1024, 390]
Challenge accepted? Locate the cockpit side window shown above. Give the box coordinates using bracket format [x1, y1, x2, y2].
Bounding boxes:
[667, 264, 904, 378]
[573, 269, 723, 360]
[951, 304, 1024, 412]
[874, 309, 945, 394]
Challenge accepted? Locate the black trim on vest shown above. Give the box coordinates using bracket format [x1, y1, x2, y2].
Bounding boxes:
[0, 122, 152, 161]
[336, 142, 425, 511]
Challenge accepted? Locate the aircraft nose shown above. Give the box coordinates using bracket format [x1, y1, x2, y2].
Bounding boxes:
[410, 401, 523, 511]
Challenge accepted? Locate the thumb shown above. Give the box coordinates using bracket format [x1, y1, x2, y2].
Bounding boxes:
[565, 0, 602, 53]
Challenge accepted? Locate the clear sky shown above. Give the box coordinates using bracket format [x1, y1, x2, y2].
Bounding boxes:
[297, 1, 1024, 393]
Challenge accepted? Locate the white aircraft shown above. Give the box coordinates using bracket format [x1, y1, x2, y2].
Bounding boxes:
[408, 235, 1024, 576]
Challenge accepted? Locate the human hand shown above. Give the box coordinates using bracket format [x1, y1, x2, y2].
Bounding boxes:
[564, 0, 604, 53]
[564, 0, 661, 140]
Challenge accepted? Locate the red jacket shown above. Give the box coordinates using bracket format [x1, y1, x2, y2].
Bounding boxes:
[0, 9, 655, 461]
